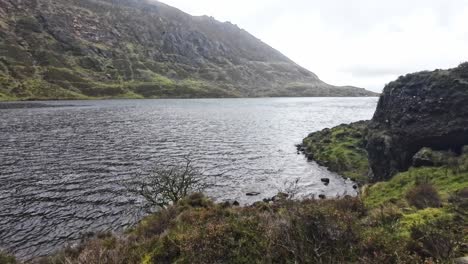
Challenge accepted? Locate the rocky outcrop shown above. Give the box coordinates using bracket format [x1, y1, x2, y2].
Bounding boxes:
[367, 63, 468, 181]
[0, 0, 377, 100]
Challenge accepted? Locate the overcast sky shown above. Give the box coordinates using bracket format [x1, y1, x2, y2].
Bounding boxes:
[160, 0, 468, 92]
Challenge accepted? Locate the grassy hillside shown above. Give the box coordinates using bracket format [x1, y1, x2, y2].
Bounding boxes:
[0, 0, 377, 100]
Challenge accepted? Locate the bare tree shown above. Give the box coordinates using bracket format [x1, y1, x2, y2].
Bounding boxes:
[128, 156, 215, 210]
[277, 178, 301, 200]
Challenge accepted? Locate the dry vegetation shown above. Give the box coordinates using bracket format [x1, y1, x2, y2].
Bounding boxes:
[22, 185, 464, 264]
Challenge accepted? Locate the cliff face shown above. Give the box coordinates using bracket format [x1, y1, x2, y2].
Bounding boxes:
[0, 0, 377, 100]
[367, 63, 468, 181]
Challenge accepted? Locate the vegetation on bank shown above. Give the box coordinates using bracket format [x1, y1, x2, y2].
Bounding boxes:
[24, 185, 464, 264]
[2, 151, 467, 263]
[301, 121, 370, 183]
[298, 121, 468, 262]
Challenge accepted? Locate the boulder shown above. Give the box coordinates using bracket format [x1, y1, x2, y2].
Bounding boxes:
[367, 63, 468, 181]
[321, 178, 330, 186]
[412, 147, 456, 167]
[221, 200, 240, 207]
[273, 192, 289, 201]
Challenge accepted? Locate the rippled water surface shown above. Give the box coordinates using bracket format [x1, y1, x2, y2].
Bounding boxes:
[0, 98, 377, 259]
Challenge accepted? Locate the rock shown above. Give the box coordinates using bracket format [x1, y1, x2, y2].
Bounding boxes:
[321, 178, 330, 185]
[367, 63, 468, 181]
[273, 192, 289, 201]
[463, 146, 468, 155]
[246, 192, 260, 196]
[318, 194, 326, 199]
[295, 144, 303, 151]
[412, 147, 456, 167]
[412, 147, 436, 167]
[252, 201, 263, 207]
[221, 200, 240, 207]
[263, 192, 290, 203]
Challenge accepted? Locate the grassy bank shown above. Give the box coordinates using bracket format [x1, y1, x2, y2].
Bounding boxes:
[3, 167, 466, 263]
[301, 121, 370, 184]
[24, 182, 464, 264]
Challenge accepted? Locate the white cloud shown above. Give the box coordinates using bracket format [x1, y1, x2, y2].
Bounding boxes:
[160, 0, 468, 92]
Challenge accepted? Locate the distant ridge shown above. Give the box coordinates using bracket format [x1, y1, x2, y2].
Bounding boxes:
[0, 0, 378, 100]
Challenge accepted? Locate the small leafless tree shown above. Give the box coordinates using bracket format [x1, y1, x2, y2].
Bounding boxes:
[278, 178, 301, 200]
[128, 156, 216, 210]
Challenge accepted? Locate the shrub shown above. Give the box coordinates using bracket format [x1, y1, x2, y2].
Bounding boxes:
[40, 194, 463, 263]
[38, 233, 141, 264]
[408, 218, 465, 261]
[128, 156, 213, 210]
[405, 183, 442, 209]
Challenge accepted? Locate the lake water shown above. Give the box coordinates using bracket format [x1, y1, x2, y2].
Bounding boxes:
[0, 97, 378, 259]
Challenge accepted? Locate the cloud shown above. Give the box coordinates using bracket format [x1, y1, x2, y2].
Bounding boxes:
[339, 66, 407, 78]
[160, 0, 468, 92]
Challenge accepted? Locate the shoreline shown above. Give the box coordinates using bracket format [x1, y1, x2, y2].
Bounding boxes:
[0, 95, 380, 103]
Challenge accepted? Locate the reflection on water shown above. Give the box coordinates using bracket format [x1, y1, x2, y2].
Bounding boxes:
[0, 97, 377, 259]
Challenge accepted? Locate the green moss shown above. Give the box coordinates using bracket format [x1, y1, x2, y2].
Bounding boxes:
[302, 121, 369, 183]
[0, 92, 14, 101]
[398, 208, 453, 237]
[363, 167, 468, 208]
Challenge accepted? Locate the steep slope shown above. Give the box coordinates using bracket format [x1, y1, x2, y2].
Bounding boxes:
[0, 0, 376, 100]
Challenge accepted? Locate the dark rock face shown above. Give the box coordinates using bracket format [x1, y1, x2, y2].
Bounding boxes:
[0, 0, 377, 99]
[367, 63, 468, 181]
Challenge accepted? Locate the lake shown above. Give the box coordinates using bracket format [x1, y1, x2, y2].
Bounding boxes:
[0, 97, 377, 259]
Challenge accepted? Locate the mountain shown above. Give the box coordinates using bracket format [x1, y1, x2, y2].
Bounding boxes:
[0, 0, 377, 100]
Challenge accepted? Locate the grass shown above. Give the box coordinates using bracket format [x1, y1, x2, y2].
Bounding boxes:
[302, 121, 370, 183]
[30, 191, 466, 264]
[398, 207, 454, 236]
[363, 167, 468, 208]
[0, 92, 17, 101]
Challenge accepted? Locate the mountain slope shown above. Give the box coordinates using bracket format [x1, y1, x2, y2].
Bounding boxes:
[0, 0, 377, 100]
